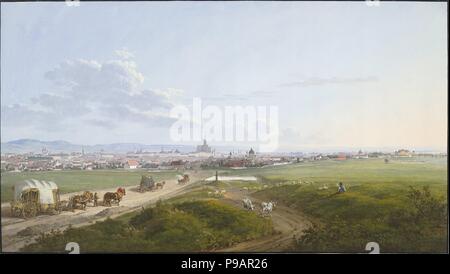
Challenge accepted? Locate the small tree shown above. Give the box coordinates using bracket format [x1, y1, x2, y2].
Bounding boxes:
[406, 186, 447, 226]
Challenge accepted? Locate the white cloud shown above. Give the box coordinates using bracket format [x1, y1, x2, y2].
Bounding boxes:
[279, 76, 379, 88]
[44, 58, 145, 96]
[114, 48, 135, 60]
[2, 51, 182, 133]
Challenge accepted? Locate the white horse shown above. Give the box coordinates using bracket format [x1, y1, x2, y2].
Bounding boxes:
[242, 198, 255, 211]
[261, 201, 276, 215]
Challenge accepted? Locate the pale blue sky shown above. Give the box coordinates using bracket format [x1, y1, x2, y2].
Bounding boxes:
[1, 2, 447, 151]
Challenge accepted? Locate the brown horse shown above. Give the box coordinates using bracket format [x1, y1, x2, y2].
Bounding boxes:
[68, 195, 88, 211]
[117, 187, 126, 196]
[82, 191, 94, 205]
[155, 181, 166, 190]
[103, 188, 126, 206]
[178, 175, 190, 185]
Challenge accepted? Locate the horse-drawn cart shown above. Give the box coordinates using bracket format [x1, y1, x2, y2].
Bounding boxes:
[138, 175, 155, 192]
[10, 180, 61, 218]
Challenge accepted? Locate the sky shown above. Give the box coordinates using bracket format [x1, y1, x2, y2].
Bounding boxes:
[1, 1, 447, 152]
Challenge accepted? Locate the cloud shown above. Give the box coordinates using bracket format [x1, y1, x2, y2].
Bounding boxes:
[201, 90, 275, 103]
[114, 48, 135, 60]
[2, 51, 182, 132]
[279, 76, 379, 88]
[31, 93, 91, 116]
[218, 77, 379, 102]
[85, 119, 116, 129]
[202, 95, 249, 102]
[1, 103, 65, 132]
[44, 58, 145, 96]
[248, 90, 275, 98]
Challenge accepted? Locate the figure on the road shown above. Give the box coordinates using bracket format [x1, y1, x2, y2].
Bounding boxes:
[338, 182, 346, 193]
[93, 192, 99, 207]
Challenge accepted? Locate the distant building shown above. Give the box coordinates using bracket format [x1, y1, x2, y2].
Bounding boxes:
[125, 159, 139, 169]
[170, 160, 185, 169]
[354, 150, 368, 159]
[224, 159, 246, 168]
[248, 148, 256, 158]
[395, 149, 412, 157]
[196, 139, 212, 153]
[336, 153, 347, 161]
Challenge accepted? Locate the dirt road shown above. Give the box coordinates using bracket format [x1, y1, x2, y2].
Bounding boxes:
[1, 172, 208, 252]
[218, 188, 311, 252]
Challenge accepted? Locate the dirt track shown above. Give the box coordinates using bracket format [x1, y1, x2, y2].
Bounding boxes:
[218, 189, 311, 252]
[1, 172, 208, 252]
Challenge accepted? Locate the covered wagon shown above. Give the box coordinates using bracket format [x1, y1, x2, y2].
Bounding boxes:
[138, 175, 155, 192]
[10, 179, 61, 218]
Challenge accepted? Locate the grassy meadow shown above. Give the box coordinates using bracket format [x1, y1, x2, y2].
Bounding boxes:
[236, 156, 446, 189]
[246, 157, 448, 252]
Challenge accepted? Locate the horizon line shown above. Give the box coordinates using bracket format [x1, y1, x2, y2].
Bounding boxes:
[1, 138, 447, 153]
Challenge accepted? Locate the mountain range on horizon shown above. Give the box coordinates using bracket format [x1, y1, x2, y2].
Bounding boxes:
[1, 139, 197, 154]
[0, 139, 446, 155]
[0, 139, 260, 154]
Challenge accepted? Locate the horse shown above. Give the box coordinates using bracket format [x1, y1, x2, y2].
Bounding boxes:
[82, 191, 94, 205]
[155, 181, 166, 190]
[178, 175, 190, 185]
[261, 201, 276, 216]
[242, 198, 255, 211]
[117, 187, 126, 196]
[104, 188, 126, 207]
[68, 195, 88, 211]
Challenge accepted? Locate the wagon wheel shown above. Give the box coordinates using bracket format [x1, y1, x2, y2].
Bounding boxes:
[57, 204, 63, 214]
[55, 203, 62, 214]
[51, 204, 61, 215]
[23, 203, 37, 218]
[11, 205, 23, 218]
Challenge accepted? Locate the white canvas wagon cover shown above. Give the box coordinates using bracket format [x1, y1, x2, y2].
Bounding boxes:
[14, 179, 59, 205]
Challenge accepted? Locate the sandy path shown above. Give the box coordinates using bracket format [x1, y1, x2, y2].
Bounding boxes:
[1, 172, 208, 252]
[217, 189, 311, 252]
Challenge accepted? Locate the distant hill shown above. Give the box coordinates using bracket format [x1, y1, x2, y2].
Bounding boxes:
[0, 139, 316, 155]
[1, 139, 80, 154]
[0, 139, 196, 154]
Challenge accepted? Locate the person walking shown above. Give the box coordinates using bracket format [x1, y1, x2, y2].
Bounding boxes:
[93, 192, 99, 207]
[338, 182, 346, 193]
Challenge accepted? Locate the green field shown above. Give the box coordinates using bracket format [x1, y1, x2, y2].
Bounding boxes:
[234, 156, 447, 189]
[244, 157, 448, 252]
[1, 170, 180, 202]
